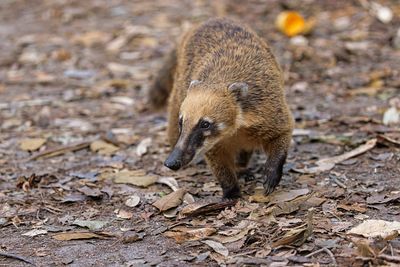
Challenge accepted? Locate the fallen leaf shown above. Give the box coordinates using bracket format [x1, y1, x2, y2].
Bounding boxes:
[125, 195, 141, 207]
[22, 229, 48, 237]
[157, 177, 179, 191]
[72, 219, 108, 231]
[77, 186, 103, 198]
[295, 138, 377, 174]
[271, 194, 312, 216]
[347, 219, 400, 238]
[59, 194, 87, 203]
[53, 232, 111, 241]
[72, 31, 111, 47]
[121, 231, 144, 243]
[178, 199, 237, 219]
[116, 209, 133, 219]
[212, 222, 256, 244]
[249, 188, 310, 205]
[20, 138, 46, 151]
[156, 177, 195, 204]
[337, 203, 367, 213]
[366, 193, 400, 204]
[90, 140, 119, 155]
[202, 240, 229, 257]
[113, 170, 158, 187]
[370, 2, 393, 24]
[164, 227, 216, 243]
[136, 137, 152, 156]
[272, 210, 313, 248]
[153, 188, 186, 211]
[383, 107, 399, 126]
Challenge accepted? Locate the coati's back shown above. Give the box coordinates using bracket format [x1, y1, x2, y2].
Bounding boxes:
[174, 18, 292, 138]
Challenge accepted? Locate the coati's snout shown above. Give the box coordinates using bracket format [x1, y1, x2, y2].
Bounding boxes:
[164, 116, 209, 170]
[164, 147, 184, 170]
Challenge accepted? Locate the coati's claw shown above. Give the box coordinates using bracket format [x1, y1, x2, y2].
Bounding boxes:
[263, 178, 279, 195]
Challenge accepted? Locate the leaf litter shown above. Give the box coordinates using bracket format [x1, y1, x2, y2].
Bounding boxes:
[1, 1, 399, 266]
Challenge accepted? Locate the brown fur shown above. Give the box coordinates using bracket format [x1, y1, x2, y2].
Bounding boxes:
[148, 18, 294, 198]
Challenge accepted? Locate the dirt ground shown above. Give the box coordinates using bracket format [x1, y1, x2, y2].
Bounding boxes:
[1, 0, 400, 266]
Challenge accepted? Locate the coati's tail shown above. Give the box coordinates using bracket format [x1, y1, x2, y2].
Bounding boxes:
[147, 48, 177, 109]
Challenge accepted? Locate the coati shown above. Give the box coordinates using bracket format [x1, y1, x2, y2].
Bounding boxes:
[148, 18, 294, 199]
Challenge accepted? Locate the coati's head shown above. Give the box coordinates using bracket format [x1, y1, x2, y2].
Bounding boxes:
[164, 80, 248, 170]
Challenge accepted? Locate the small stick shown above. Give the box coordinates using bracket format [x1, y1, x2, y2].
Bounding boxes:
[28, 141, 91, 161]
[0, 251, 36, 266]
[306, 247, 337, 267]
[333, 177, 347, 189]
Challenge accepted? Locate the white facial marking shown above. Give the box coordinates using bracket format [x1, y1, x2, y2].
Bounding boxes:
[203, 117, 213, 124]
[218, 122, 226, 130]
[204, 130, 212, 136]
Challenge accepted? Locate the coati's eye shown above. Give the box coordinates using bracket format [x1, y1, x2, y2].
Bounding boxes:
[200, 121, 211, 129]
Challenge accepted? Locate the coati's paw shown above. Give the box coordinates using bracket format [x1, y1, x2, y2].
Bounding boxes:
[263, 169, 282, 195]
[263, 178, 279, 195]
[237, 169, 255, 182]
[222, 185, 241, 199]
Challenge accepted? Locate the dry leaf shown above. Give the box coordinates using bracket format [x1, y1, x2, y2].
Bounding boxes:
[72, 31, 111, 47]
[295, 138, 377, 174]
[212, 222, 256, 244]
[72, 219, 108, 231]
[22, 229, 48, 237]
[347, 220, 400, 238]
[136, 137, 152, 156]
[164, 227, 216, 243]
[113, 170, 158, 187]
[153, 188, 186, 211]
[337, 203, 366, 213]
[249, 188, 310, 205]
[202, 240, 229, 257]
[157, 177, 195, 204]
[383, 107, 399, 126]
[272, 210, 313, 248]
[125, 195, 141, 207]
[20, 138, 46, 151]
[90, 140, 119, 155]
[53, 232, 110, 241]
[178, 199, 237, 219]
[116, 209, 133, 219]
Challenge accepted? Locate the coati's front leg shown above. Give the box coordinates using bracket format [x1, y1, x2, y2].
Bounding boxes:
[206, 146, 241, 199]
[262, 133, 291, 195]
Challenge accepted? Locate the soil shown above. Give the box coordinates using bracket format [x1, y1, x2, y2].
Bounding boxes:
[1, 0, 399, 266]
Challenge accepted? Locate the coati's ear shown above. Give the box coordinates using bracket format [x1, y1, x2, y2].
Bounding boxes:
[189, 80, 201, 89]
[228, 82, 248, 99]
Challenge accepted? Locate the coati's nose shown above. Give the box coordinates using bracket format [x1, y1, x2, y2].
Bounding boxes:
[164, 148, 183, 171]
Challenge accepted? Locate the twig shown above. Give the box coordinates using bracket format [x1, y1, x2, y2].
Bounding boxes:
[378, 254, 400, 263]
[306, 247, 337, 267]
[0, 251, 36, 266]
[332, 177, 347, 189]
[28, 141, 92, 161]
[322, 247, 338, 267]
